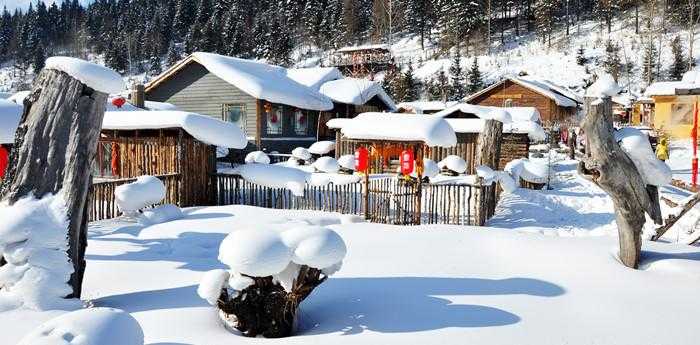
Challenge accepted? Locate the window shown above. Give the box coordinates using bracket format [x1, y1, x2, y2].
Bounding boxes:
[266, 105, 283, 135]
[223, 104, 247, 135]
[293, 109, 308, 135]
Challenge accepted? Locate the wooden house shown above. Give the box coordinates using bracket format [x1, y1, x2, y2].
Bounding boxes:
[643, 72, 700, 139]
[92, 110, 247, 214]
[145, 52, 335, 154]
[465, 77, 581, 126]
[329, 44, 395, 77]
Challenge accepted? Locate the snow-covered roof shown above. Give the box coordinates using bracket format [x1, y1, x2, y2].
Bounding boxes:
[0, 99, 23, 144]
[319, 78, 397, 111]
[286, 67, 343, 91]
[396, 101, 458, 114]
[326, 118, 351, 129]
[336, 44, 390, 53]
[7, 91, 30, 104]
[465, 77, 580, 108]
[105, 96, 179, 112]
[433, 104, 541, 123]
[45, 56, 125, 95]
[645, 70, 700, 96]
[102, 111, 248, 149]
[340, 113, 457, 147]
[147, 52, 334, 111]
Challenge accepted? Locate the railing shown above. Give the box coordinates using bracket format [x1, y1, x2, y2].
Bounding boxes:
[88, 173, 181, 222]
[213, 174, 496, 226]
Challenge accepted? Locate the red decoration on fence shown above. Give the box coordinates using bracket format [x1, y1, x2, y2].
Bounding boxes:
[111, 97, 126, 108]
[355, 147, 369, 172]
[400, 149, 414, 175]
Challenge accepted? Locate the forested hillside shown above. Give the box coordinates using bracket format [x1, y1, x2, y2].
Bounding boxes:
[0, 0, 698, 99]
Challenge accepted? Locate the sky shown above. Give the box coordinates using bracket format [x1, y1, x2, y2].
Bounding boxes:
[1, 0, 92, 12]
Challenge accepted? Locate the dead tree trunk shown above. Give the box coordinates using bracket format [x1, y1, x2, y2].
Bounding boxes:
[217, 266, 327, 338]
[578, 97, 659, 269]
[476, 119, 503, 170]
[0, 69, 108, 298]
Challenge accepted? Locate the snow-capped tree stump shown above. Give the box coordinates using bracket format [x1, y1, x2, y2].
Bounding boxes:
[0, 67, 112, 297]
[217, 267, 327, 338]
[476, 119, 504, 170]
[578, 97, 660, 268]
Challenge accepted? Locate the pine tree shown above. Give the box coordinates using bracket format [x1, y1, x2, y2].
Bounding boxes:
[643, 41, 658, 85]
[403, 61, 420, 101]
[449, 48, 466, 101]
[173, 0, 197, 41]
[669, 36, 687, 81]
[603, 40, 622, 81]
[406, 0, 435, 49]
[437, 0, 485, 46]
[427, 69, 449, 101]
[32, 43, 46, 74]
[0, 8, 13, 62]
[165, 41, 183, 68]
[594, 0, 617, 33]
[148, 47, 162, 77]
[576, 46, 587, 65]
[534, 0, 559, 47]
[467, 57, 483, 94]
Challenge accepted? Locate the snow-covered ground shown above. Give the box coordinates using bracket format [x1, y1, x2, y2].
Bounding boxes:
[667, 139, 695, 184]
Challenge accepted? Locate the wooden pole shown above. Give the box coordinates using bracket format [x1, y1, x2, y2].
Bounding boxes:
[578, 97, 661, 269]
[0, 69, 110, 298]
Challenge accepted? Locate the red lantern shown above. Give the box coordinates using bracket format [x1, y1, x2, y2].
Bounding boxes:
[400, 150, 414, 175]
[271, 112, 278, 124]
[111, 97, 126, 108]
[355, 147, 369, 172]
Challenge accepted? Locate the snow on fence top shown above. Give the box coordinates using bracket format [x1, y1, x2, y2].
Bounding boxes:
[319, 78, 397, 111]
[286, 67, 344, 91]
[0, 99, 22, 144]
[340, 113, 457, 147]
[45, 57, 125, 95]
[102, 111, 248, 149]
[186, 52, 334, 111]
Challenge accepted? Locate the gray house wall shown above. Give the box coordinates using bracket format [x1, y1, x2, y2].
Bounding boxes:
[146, 62, 259, 139]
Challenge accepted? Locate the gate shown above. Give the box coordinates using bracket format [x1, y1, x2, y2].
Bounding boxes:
[365, 177, 421, 225]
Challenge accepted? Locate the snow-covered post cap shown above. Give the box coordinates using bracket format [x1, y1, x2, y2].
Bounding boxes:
[45, 57, 126, 95]
[585, 73, 620, 99]
[482, 108, 513, 124]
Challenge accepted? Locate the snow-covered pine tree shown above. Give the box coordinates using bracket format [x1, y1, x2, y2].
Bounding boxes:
[467, 56, 484, 94]
[321, 0, 345, 49]
[643, 41, 658, 85]
[0, 8, 14, 62]
[603, 40, 622, 81]
[428, 69, 449, 101]
[576, 45, 587, 65]
[303, 0, 325, 46]
[173, 0, 197, 41]
[594, 0, 617, 33]
[403, 61, 420, 102]
[406, 0, 435, 50]
[437, 0, 485, 47]
[534, 0, 559, 47]
[165, 41, 183, 68]
[449, 48, 466, 101]
[669, 35, 687, 81]
[32, 43, 46, 74]
[148, 46, 163, 77]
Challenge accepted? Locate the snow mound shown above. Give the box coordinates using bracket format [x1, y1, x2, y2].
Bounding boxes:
[138, 204, 183, 226]
[197, 269, 230, 305]
[337, 155, 355, 171]
[244, 151, 271, 164]
[496, 171, 518, 193]
[0, 99, 22, 144]
[586, 73, 621, 98]
[476, 165, 496, 183]
[218, 228, 293, 277]
[233, 163, 309, 196]
[520, 160, 549, 184]
[411, 158, 439, 179]
[438, 155, 468, 174]
[45, 57, 125, 95]
[313, 157, 340, 173]
[615, 128, 672, 186]
[18, 307, 144, 345]
[483, 108, 513, 123]
[0, 194, 79, 312]
[292, 147, 312, 161]
[308, 141, 336, 155]
[114, 176, 166, 214]
[341, 113, 457, 147]
[281, 226, 347, 269]
[102, 111, 247, 149]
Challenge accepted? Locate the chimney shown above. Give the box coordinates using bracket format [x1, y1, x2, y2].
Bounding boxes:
[131, 83, 145, 109]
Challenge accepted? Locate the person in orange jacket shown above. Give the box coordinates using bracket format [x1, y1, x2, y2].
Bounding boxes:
[0, 144, 9, 180]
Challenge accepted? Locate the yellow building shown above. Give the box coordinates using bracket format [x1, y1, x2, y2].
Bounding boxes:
[644, 72, 700, 139]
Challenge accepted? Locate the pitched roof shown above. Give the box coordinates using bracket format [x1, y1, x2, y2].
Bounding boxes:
[319, 78, 397, 111]
[286, 67, 344, 90]
[339, 113, 457, 147]
[146, 52, 334, 111]
[465, 77, 580, 108]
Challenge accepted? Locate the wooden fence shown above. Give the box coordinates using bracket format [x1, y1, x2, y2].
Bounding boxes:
[88, 173, 180, 222]
[212, 174, 496, 226]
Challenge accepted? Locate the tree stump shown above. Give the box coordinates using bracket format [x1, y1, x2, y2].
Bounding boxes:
[217, 266, 327, 338]
[476, 119, 503, 219]
[578, 97, 660, 268]
[0, 68, 109, 298]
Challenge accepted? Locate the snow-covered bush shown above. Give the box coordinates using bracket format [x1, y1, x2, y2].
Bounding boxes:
[313, 157, 340, 173]
[308, 141, 335, 156]
[233, 163, 308, 197]
[18, 307, 144, 345]
[337, 155, 355, 174]
[0, 194, 80, 311]
[138, 204, 183, 226]
[244, 151, 271, 164]
[198, 226, 347, 338]
[438, 155, 468, 175]
[114, 176, 165, 214]
[291, 147, 312, 162]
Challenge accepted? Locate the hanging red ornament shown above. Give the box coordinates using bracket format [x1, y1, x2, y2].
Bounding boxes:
[271, 113, 278, 124]
[299, 114, 305, 124]
[111, 97, 126, 108]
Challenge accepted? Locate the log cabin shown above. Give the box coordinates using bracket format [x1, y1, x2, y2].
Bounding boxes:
[145, 53, 395, 154]
[465, 77, 581, 126]
[643, 71, 700, 139]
